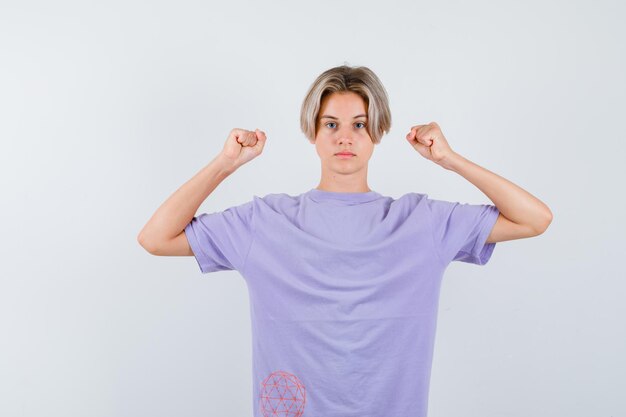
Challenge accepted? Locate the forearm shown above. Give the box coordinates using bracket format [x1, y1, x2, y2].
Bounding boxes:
[138, 153, 235, 247]
[442, 152, 553, 233]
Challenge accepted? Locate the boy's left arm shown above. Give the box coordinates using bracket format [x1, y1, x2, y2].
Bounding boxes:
[406, 122, 553, 243]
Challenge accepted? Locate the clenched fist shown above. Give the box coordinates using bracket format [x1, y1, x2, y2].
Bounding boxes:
[220, 128, 267, 170]
[405, 122, 456, 168]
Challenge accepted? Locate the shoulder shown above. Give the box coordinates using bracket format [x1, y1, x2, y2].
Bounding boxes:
[254, 191, 300, 204]
[251, 191, 301, 213]
[396, 192, 472, 211]
[387, 191, 430, 208]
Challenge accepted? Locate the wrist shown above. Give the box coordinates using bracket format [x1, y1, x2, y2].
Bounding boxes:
[439, 151, 465, 172]
[213, 153, 238, 176]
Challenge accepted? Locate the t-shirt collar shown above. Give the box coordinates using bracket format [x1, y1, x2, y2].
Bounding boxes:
[305, 188, 383, 204]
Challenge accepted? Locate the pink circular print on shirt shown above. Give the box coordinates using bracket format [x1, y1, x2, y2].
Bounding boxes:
[259, 370, 306, 417]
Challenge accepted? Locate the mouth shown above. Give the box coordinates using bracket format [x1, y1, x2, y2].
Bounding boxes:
[335, 153, 355, 156]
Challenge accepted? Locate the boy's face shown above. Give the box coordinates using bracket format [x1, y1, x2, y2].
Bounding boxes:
[310, 91, 375, 178]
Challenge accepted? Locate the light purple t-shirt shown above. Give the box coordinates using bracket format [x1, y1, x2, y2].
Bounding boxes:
[184, 188, 500, 417]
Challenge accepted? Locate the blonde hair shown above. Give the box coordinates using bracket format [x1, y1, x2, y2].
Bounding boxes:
[300, 64, 392, 145]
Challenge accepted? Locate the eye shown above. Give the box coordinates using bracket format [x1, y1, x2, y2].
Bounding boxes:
[325, 122, 337, 128]
[355, 122, 366, 128]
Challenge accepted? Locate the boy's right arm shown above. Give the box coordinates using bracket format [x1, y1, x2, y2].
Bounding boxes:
[137, 153, 234, 256]
[137, 128, 267, 256]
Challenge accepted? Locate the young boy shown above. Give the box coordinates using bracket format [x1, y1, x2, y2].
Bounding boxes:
[138, 64, 552, 417]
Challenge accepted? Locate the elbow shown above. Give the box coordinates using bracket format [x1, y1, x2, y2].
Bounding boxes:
[137, 232, 157, 255]
[533, 210, 554, 235]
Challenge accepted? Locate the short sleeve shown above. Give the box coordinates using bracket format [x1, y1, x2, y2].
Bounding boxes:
[426, 198, 500, 266]
[184, 200, 255, 273]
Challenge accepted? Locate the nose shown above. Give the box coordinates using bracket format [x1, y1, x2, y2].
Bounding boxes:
[338, 137, 353, 145]
[337, 126, 354, 144]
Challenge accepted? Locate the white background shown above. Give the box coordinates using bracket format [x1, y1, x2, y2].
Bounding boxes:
[1, 0, 624, 416]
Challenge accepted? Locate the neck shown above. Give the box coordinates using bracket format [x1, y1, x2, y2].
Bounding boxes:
[316, 169, 371, 193]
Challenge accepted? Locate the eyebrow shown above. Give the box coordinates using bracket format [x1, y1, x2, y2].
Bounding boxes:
[320, 114, 368, 120]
